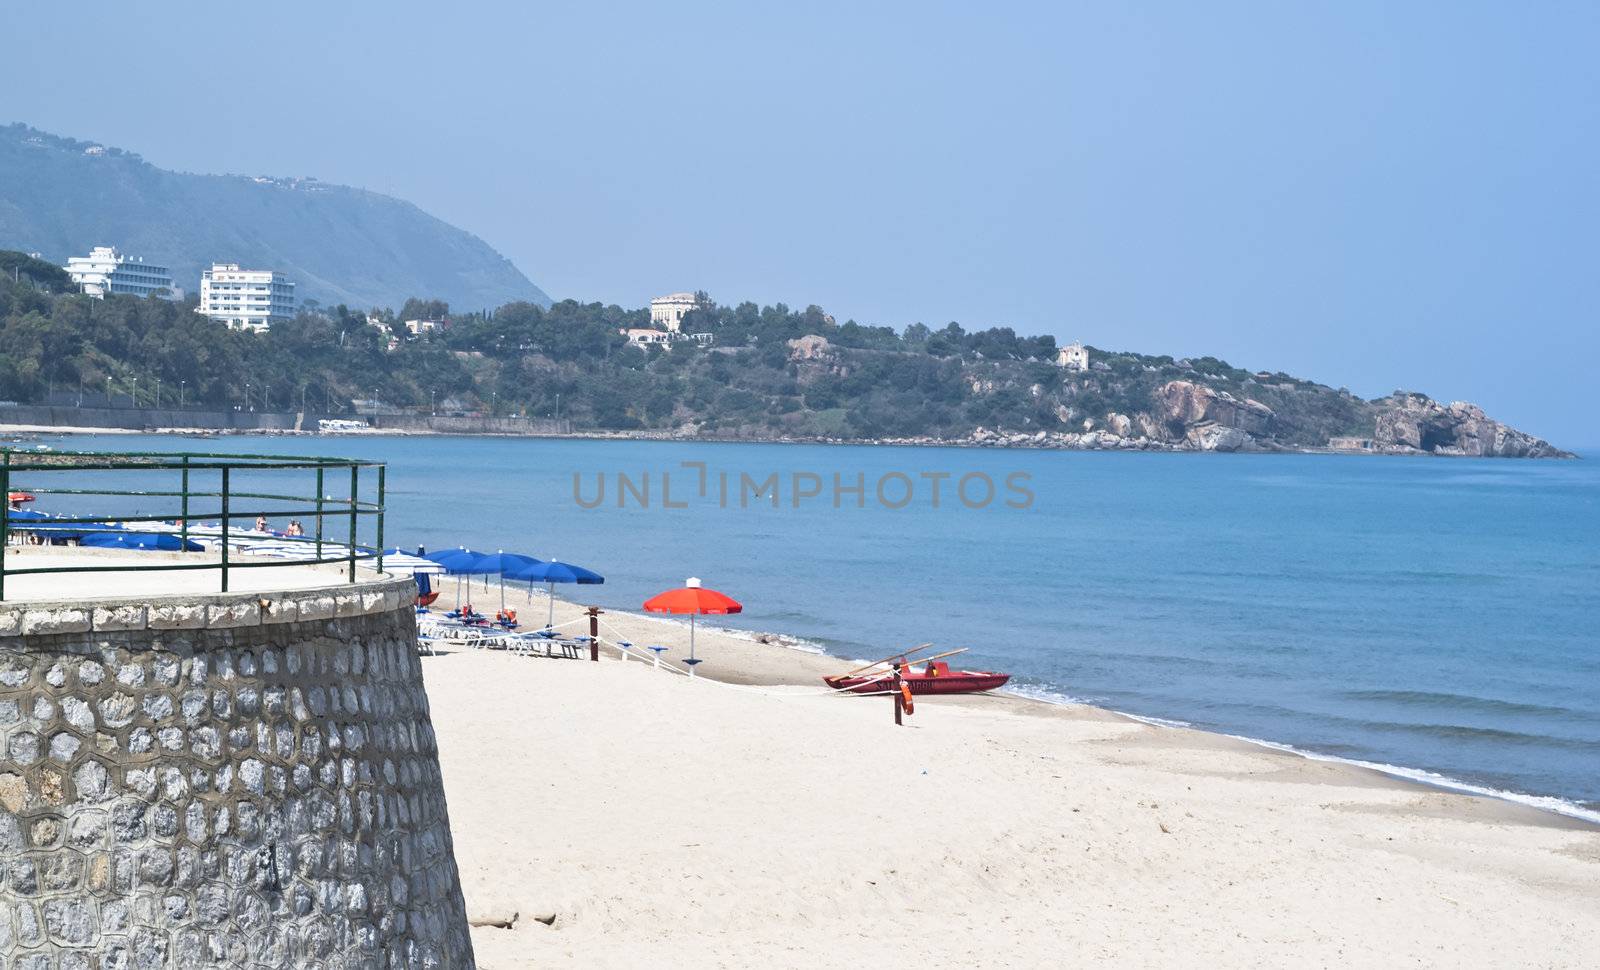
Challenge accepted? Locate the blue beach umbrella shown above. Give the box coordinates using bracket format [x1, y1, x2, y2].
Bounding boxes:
[423, 548, 492, 607]
[472, 551, 543, 610]
[9, 510, 123, 541]
[423, 547, 489, 573]
[422, 548, 539, 610]
[80, 531, 202, 552]
[479, 551, 543, 574]
[508, 560, 604, 629]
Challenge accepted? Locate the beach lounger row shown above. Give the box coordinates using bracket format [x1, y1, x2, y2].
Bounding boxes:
[416, 617, 591, 660]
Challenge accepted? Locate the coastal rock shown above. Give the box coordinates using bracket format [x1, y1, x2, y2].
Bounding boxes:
[1370, 393, 1572, 458]
[1158, 381, 1274, 436]
[1186, 423, 1252, 452]
[1136, 413, 1167, 440]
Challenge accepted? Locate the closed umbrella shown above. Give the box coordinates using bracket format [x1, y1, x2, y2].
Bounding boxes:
[508, 559, 603, 629]
[642, 577, 742, 674]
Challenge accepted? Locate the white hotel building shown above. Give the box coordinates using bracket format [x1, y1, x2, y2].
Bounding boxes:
[198, 263, 296, 332]
[64, 246, 176, 299]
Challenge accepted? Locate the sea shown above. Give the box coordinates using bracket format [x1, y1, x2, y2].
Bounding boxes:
[22, 432, 1600, 821]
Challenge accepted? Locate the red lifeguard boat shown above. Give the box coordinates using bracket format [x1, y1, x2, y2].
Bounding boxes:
[824, 658, 1010, 695]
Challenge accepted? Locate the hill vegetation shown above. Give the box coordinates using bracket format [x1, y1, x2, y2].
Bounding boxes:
[0, 253, 1568, 457]
[0, 124, 548, 311]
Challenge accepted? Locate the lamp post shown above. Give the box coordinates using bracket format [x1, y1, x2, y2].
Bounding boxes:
[430, 390, 436, 416]
[131, 377, 138, 408]
[264, 385, 271, 411]
[179, 380, 186, 410]
[245, 382, 252, 412]
[155, 378, 161, 410]
[105, 377, 111, 407]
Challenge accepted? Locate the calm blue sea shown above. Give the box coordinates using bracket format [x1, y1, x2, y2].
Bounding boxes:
[28, 433, 1600, 818]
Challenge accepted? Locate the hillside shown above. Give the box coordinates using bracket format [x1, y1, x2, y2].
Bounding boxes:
[0, 123, 550, 311]
[0, 258, 1569, 457]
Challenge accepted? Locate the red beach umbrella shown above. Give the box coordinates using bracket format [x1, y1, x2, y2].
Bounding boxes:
[643, 577, 742, 670]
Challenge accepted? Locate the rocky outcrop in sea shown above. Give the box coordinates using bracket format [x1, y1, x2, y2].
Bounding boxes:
[1367, 393, 1571, 458]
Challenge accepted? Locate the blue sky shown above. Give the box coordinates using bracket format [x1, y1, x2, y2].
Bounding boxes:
[3, 1, 1596, 442]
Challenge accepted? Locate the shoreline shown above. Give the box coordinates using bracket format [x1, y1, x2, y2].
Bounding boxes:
[2, 422, 1581, 459]
[432, 582, 1598, 831]
[420, 598, 1600, 967]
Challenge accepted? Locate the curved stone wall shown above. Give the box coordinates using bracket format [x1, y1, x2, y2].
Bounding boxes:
[0, 577, 474, 968]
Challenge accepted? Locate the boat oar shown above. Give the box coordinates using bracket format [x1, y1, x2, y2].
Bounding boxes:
[839, 643, 934, 679]
[845, 647, 969, 682]
[891, 646, 967, 670]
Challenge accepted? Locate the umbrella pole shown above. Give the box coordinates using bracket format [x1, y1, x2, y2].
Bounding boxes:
[547, 581, 555, 629]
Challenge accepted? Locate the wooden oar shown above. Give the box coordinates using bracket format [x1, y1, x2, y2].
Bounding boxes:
[844, 647, 969, 682]
[895, 646, 967, 669]
[839, 643, 934, 679]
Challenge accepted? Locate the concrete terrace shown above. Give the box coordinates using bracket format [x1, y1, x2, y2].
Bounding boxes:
[0, 545, 393, 602]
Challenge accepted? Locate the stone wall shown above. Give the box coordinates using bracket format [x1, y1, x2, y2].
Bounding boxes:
[0, 578, 475, 968]
[0, 405, 304, 432]
[364, 414, 570, 436]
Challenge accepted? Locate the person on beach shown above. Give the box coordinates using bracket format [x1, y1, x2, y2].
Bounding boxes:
[254, 515, 269, 532]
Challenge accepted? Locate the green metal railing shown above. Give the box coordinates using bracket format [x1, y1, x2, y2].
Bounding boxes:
[0, 449, 386, 600]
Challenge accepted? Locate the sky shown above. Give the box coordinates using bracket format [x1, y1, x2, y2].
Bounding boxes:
[2, 1, 1596, 442]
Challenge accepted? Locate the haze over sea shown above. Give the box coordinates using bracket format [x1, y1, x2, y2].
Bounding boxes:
[43, 433, 1600, 818]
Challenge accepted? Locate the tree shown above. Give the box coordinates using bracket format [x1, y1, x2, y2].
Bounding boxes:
[398, 298, 450, 323]
[0, 251, 72, 292]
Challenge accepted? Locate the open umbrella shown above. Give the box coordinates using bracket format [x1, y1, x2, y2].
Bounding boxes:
[9, 510, 123, 541]
[474, 551, 543, 611]
[508, 559, 603, 629]
[642, 577, 742, 673]
[424, 547, 492, 606]
[80, 531, 202, 552]
[424, 547, 490, 572]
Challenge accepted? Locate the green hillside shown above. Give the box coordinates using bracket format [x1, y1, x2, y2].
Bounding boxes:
[0, 258, 1569, 458]
[0, 124, 549, 311]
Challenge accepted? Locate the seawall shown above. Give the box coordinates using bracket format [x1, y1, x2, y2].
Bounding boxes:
[0, 576, 475, 967]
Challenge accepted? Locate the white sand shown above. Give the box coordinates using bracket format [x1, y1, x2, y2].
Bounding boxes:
[418, 595, 1600, 969]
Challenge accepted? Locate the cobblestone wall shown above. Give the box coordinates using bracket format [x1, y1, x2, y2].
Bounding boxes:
[0, 578, 475, 969]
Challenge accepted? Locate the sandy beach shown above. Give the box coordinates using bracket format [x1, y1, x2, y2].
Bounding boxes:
[416, 589, 1600, 969]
